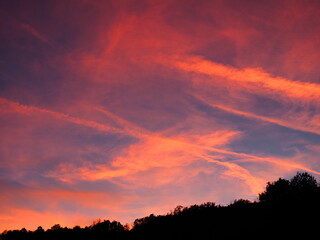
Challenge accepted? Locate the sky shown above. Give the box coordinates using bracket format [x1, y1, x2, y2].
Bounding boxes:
[1, 0, 320, 232]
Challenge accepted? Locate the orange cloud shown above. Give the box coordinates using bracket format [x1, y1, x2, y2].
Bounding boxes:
[154, 55, 320, 137]
[45, 121, 320, 199]
[96, 107, 150, 137]
[194, 95, 320, 136]
[161, 55, 320, 101]
[0, 97, 140, 138]
[2, 96, 318, 197]
[45, 130, 241, 182]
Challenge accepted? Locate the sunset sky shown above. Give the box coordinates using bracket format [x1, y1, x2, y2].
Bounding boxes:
[1, 0, 320, 231]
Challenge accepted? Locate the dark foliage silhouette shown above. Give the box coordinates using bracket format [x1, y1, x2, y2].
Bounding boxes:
[1, 172, 319, 240]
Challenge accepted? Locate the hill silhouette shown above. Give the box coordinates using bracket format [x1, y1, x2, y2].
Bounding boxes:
[1, 172, 320, 240]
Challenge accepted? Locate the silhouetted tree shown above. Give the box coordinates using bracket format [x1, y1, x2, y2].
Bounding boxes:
[50, 224, 62, 231]
[291, 171, 317, 188]
[259, 178, 291, 204]
[229, 199, 252, 208]
[35, 226, 44, 233]
[173, 205, 184, 215]
[259, 172, 319, 207]
[290, 172, 318, 202]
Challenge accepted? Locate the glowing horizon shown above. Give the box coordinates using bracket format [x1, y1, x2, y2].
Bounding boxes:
[1, 0, 320, 232]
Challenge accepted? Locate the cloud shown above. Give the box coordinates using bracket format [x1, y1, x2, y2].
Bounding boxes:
[194, 95, 320, 136]
[2, 96, 318, 200]
[155, 55, 320, 136]
[45, 117, 320, 198]
[44, 130, 243, 183]
[21, 23, 53, 46]
[160, 55, 320, 101]
[0, 97, 140, 138]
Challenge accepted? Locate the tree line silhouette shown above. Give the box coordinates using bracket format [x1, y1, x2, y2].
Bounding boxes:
[1, 172, 320, 239]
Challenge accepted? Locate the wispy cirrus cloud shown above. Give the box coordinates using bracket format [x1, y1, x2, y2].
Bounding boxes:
[21, 23, 53, 46]
[0, 97, 139, 138]
[194, 95, 320, 136]
[1, 96, 265, 196]
[155, 55, 320, 137]
[160, 54, 320, 101]
[2, 96, 318, 196]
